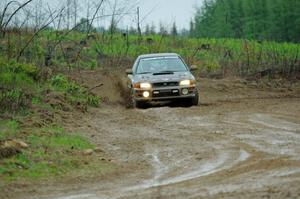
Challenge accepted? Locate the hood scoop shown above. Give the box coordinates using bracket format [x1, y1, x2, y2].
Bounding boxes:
[153, 71, 174, 75]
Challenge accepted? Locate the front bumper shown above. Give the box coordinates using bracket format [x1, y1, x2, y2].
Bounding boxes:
[133, 86, 197, 101]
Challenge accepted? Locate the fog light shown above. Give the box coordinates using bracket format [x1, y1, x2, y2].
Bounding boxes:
[182, 88, 189, 95]
[143, 91, 150, 98]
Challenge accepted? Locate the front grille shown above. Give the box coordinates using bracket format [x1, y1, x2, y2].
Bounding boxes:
[152, 89, 180, 98]
[152, 82, 179, 88]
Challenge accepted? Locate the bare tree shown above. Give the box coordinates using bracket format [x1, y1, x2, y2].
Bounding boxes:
[66, 0, 71, 30]
[1, 0, 34, 37]
[17, 7, 65, 61]
[73, 0, 78, 27]
[34, 0, 45, 30]
[73, 0, 105, 69]
[136, 6, 141, 38]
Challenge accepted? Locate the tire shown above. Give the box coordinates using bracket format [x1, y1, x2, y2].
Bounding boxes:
[192, 89, 199, 106]
[185, 89, 199, 107]
[133, 99, 147, 109]
[130, 88, 149, 109]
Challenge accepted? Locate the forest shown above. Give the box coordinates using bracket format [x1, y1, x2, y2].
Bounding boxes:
[190, 0, 300, 42]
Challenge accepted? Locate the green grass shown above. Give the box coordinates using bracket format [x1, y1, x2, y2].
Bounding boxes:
[50, 74, 100, 108]
[27, 130, 93, 150]
[2, 30, 299, 76]
[0, 122, 112, 182]
[0, 34, 107, 185]
[0, 120, 19, 140]
[2, 30, 299, 78]
[0, 58, 100, 113]
[0, 55, 104, 183]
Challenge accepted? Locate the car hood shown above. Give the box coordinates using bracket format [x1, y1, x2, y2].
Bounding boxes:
[132, 71, 195, 83]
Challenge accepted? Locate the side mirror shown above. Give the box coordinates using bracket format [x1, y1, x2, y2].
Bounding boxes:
[190, 65, 198, 71]
[126, 69, 133, 75]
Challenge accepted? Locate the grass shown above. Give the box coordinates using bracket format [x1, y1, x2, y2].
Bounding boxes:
[0, 32, 109, 185]
[0, 120, 19, 140]
[0, 49, 104, 184]
[0, 58, 100, 113]
[50, 74, 100, 108]
[27, 126, 93, 150]
[0, 121, 113, 182]
[1, 31, 299, 77]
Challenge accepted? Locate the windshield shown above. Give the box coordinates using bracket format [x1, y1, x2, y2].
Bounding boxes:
[136, 57, 188, 74]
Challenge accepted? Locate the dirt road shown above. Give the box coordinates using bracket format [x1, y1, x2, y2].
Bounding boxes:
[9, 71, 300, 199]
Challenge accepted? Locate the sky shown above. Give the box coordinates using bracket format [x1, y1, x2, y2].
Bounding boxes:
[136, 0, 201, 30]
[117, 0, 202, 30]
[0, 0, 203, 31]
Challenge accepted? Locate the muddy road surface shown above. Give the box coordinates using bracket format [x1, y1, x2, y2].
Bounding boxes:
[10, 71, 300, 199]
[48, 98, 300, 199]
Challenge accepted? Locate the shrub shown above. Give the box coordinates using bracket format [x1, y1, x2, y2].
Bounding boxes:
[0, 59, 38, 78]
[0, 89, 32, 113]
[50, 74, 100, 108]
[0, 72, 35, 89]
[0, 60, 37, 113]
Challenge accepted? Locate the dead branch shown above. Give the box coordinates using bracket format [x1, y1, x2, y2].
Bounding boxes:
[0, 1, 17, 25]
[88, 83, 104, 92]
[17, 8, 65, 61]
[2, 0, 34, 37]
[73, 0, 105, 66]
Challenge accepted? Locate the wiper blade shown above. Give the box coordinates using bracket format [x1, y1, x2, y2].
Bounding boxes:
[138, 72, 152, 74]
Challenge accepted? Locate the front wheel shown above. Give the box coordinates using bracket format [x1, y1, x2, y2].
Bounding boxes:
[185, 90, 199, 107]
[192, 90, 199, 106]
[131, 89, 148, 109]
[132, 99, 148, 109]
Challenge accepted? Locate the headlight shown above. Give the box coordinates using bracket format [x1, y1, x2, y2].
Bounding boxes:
[133, 82, 152, 89]
[140, 82, 151, 89]
[180, 80, 196, 86]
[179, 80, 190, 86]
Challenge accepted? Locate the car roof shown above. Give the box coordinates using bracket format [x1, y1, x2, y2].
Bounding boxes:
[138, 53, 179, 59]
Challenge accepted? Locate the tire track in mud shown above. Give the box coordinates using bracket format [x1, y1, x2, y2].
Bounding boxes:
[122, 148, 250, 190]
[130, 110, 298, 198]
[52, 104, 300, 199]
[231, 113, 300, 159]
[55, 147, 252, 199]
